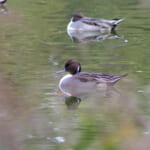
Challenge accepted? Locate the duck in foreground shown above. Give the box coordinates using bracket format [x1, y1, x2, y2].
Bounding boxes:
[56, 60, 128, 95]
[67, 13, 124, 32]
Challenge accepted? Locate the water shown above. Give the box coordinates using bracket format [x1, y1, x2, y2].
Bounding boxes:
[0, 0, 150, 150]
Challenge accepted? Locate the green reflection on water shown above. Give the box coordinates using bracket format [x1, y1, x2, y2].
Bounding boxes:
[0, 0, 150, 150]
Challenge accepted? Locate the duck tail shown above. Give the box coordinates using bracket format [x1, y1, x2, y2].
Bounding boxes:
[113, 18, 125, 25]
[120, 73, 128, 78]
[111, 18, 125, 30]
[111, 73, 128, 85]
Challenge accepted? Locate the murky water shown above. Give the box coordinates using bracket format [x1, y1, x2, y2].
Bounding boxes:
[0, 0, 150, 150]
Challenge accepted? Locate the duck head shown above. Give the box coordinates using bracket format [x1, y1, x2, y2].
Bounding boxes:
[72, 13, 84, 22]
[56, 60, 81, 75]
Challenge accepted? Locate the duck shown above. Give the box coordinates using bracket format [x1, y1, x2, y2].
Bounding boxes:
[0, 0, 7, 4]
[56, 60, 128, 95]
[67, 13, 124, 32]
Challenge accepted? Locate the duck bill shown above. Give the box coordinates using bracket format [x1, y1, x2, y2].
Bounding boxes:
[56, 68, 66, 74]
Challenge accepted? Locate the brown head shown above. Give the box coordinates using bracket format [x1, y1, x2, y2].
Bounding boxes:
[56, 60, 81, 75]
[72, 13, 84, 22]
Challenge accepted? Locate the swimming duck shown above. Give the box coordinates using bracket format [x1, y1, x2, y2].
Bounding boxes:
[56, 60, 128, 95]
[0, 0, 7, 4]
[67, 13, 124, 32]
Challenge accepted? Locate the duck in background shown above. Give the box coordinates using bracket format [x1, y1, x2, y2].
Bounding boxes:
[0, 0, 7, 4]
[56, 60, 128, 96]
[67, 13, 124, 32]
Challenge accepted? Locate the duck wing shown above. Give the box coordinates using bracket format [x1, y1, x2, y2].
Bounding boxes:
[82, 17, 124, 29]
[75, 72, 128, 85]
[82, 17, 111, 28]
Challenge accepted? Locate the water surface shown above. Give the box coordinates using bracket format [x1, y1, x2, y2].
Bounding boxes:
[0, 0, 150, 150]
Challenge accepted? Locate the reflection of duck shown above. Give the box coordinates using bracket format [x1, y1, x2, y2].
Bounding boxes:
[63, 96, 81, 110]
[56, 60, 128, 96]
[61, 87, 121, 109]
[67, 29, 120, 43]
[67, 13, 124, 32]
[60, 85, 121, 98]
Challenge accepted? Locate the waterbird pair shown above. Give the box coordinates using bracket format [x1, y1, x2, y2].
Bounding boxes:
[57, 14, 126, 94]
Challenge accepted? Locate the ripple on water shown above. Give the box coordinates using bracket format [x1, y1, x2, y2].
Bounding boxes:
[136, 70, 143, 73]
[143, 131, 150, 135]
[53, 127, 60, 131]
[54, 136, 65, 143]
[137, 90, 144, 93]
[27, 134, 36, 139]
[45, 92, 52, 96]
[46, 136, 65, 143]
[46, 137, 51, 140]
[53, 62, 59, 66]
[48, 121, 53, 125]
[39, 102, 55, 109]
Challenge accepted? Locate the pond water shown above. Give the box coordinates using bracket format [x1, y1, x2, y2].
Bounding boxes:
[0, 0, 150, 150]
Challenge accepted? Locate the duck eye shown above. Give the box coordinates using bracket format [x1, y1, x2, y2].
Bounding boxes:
[65, 63, 70, 68]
